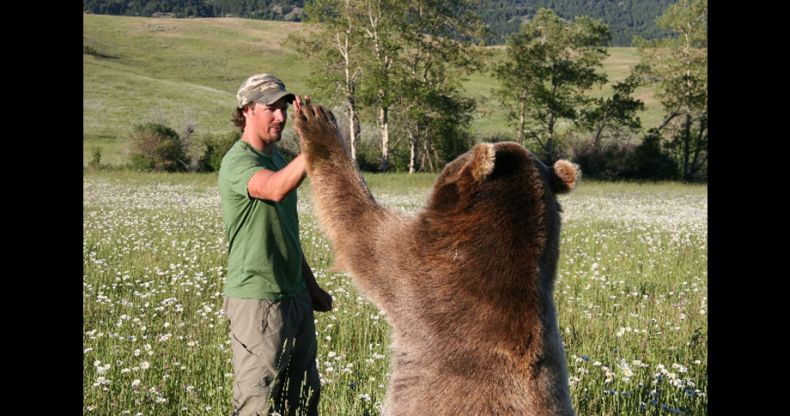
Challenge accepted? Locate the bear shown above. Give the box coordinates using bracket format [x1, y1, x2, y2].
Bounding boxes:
[293, 102, 579, 416]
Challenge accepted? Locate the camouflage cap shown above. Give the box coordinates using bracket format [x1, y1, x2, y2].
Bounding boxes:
[236, 74, 295, 108]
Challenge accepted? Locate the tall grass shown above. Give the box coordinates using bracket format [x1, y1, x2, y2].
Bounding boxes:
[83, 171, 706, 415]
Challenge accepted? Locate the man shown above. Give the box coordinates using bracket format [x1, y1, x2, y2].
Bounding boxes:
[219, 73, 333, 416]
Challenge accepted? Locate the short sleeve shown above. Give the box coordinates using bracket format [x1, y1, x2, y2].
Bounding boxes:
[221, 149, 264, 197]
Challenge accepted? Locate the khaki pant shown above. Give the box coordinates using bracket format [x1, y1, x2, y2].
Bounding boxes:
[223, 290, 320, 416]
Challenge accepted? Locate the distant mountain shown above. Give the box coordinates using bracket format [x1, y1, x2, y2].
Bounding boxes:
[83, 0, 675, 46]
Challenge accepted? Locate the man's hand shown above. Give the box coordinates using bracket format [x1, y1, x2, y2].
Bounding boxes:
[302, 255, 333, 312]
[293, 95, 311, 116]
[310, 286, 333, 312]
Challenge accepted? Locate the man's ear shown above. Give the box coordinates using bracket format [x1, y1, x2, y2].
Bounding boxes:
[461, 143, 496, 184]
[551, 160, 581, 194]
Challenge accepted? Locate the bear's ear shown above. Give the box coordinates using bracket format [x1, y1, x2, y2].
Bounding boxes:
[462, 143, 496, 184]
[551, 160, 581, 194]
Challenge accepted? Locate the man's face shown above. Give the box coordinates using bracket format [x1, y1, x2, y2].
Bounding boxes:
[246, 98, 289, 143]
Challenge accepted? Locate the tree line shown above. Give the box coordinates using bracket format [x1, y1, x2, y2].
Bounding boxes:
[83, 0, 306, 21]
[478, 0, 676, 46]
[83, 0, 675, 46]
[288, 0, 706, 181]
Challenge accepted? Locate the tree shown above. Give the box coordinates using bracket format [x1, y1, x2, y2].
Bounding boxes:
[296, 0, 365, 162]
[626, 129, 679, 180]
[396, 0, 486, 173]
[128, 122, 189, 172]
[578, 72, 645, 152]
[357, 0, 403, 171]
[635, 0, 707, 181]
[298, 0, 484, 173]
[295, 0, 402, 170]
[494, 8, 610, 163]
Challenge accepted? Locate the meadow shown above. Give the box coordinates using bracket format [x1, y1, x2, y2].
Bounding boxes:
[83, 171, 707, 415]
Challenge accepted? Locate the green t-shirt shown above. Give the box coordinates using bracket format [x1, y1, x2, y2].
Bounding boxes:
[218, 140, 305, 300]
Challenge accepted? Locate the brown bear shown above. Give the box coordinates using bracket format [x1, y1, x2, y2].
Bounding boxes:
[294, 103, 579, 416]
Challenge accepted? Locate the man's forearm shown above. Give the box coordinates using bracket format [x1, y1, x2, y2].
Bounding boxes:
[276, 153, 307, 194]
[248, 153, 307, 201]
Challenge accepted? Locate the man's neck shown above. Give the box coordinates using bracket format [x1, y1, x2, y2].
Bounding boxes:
[242, 134, 275, 155]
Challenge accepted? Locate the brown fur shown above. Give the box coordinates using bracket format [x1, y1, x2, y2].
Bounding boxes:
[294, 104, 579, 416]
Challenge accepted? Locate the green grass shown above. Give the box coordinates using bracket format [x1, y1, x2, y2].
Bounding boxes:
[84, 14, 665, 167]
[83, 171, 707, 415]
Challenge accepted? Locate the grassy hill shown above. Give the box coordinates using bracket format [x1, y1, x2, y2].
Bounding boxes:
[83, 13, 662, 166]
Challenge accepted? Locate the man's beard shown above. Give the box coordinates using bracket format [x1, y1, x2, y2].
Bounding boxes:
[266, 124, 284, 142]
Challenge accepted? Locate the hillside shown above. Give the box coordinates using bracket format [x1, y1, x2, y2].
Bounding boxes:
[83, 14, 661, 166]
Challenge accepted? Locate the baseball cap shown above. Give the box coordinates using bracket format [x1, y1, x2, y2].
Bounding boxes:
[236, 73, 295, 108]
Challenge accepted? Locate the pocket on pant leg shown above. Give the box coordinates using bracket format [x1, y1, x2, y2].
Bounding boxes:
[228, 299, 276, 351]
[228, 299, 278, 388]
[259, 298, 279, 336]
